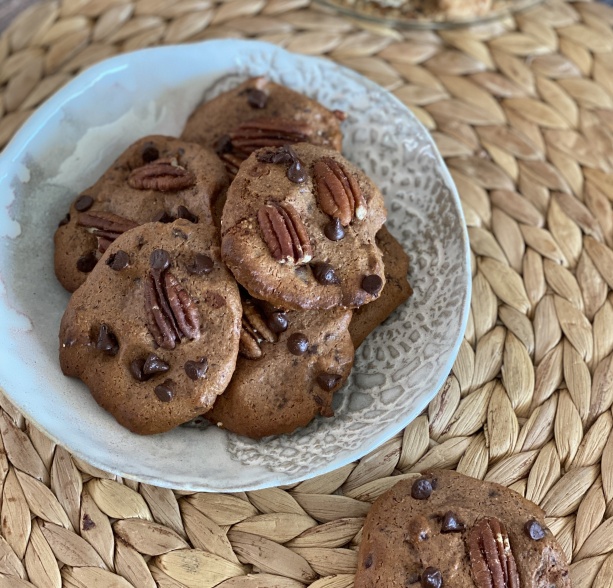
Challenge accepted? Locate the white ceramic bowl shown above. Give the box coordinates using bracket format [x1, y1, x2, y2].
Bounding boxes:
[0, 40, 470, 491]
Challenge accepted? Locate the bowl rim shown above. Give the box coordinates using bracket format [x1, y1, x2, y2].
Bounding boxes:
[0, 38, 472, 490]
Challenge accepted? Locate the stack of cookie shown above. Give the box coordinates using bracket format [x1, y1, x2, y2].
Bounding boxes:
[55, 77, 412, 438]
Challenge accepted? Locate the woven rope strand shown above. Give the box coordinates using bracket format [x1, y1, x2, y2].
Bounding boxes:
[0, 0, 613, 586]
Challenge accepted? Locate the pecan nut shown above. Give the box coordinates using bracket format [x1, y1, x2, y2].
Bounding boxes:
[239, 300, 278, 359]
[313, 157, 367, 226]
[229, 118, 311, 157]
[128, 157, 196, 192]
[468, 517, 520, 588]
[257, 203, 312, 265]
[144, 260, 200, 350]
[78, 211, 138, 253]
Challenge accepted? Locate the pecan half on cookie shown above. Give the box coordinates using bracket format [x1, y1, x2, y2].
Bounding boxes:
[54, 135, 228, 292]
[354, 470, 571, 588]
[181, 77, 344, 176]
[59, 220, 241, 435]
[207, 297, 354, 439]
[221, 143, 387, 310]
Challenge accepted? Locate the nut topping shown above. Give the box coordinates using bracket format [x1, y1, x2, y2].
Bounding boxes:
[258, 203, 312, 265]
[468, 517, 520, 588]
[128, 157, 196, 192]
[313, 157, 366, 226]
[144, 252, 201, 350]
[239, 300, 278, 359]
[229, 118, 311, 157]
[78, 211, 138, 253]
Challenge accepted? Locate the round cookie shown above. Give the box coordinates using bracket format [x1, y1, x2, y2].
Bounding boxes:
[54, 135, 228, 292]
[349, 226, 413, 348]
[221, 143, 387, 310]
[181, 77, 344, 176]
[206, 296, 354, 438]
[59, 220, 242, 435]
[355, 469, 571, 588]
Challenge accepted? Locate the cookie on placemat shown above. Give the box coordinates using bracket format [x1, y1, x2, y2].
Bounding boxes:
[221, 143, 387, 310]
[54, 135, 228, 292]
[355, 469, 571, 588]
[182, 76, 344, 176]
[206, 296, 354, 438]
[349, 226, 413, 348]
[59, 220, 242, 435]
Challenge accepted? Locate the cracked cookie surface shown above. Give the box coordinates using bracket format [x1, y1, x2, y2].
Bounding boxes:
[59, 220, 241, 435]
[221, 143, 387, 310]
[54, 135, 228, 292]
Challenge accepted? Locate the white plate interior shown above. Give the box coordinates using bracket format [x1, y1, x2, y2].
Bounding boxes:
[0, 40, 470, 491]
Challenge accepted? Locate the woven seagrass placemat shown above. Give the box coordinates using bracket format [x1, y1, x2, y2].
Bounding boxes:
[1, 0, 613, 586]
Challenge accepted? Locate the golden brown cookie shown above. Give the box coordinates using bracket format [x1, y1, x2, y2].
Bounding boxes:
[181, 76, 344, 176]
[355, 470, 571, 588]
[54, 135, 228, 292]
[59, 220, 241, 435]
[206, 295, 354, 439]
[221, 143, 387, 310]
[349, 226, 413, 348]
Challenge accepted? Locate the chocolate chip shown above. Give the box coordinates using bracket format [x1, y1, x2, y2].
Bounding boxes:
[441, 511, 464, 533]
[525, 519, 546, 541]
[268, 311, 288, 334]
[287, 333, 309, 355]
[82, 514, 96, 531]
[324, 218, 345, 241]
[411, 477, 433, 500]
[96, 324, 118, 356]
[143, 354, 170, 376]
[421, 567, 442, 588]
[177, 205, 198, 223]
[106, 250, 129, 271]
[287, 159, 307, 184]
[215, 134, 233, 154]
[247, 88, 268, 108]
[77, 251, 98, 273]
[172, 228, 188, 240]
[364, 554, 373, 569]
[130, 359, 146, 381]
[333, 109, 348, 121]
[142, 144, 159, 163]
[150, 249, 171, 271]
[361, 274, 383, 295]
[185, 357, 208, 380]
[187, 253, 214, 275]
[257, 146, 293, 165]
[75, 195, 94, 212]
[317, 373, 342, 391]
[154, 380, 174, 402]
[58, 213, 70, 227]
[311, 262, 340, 285]
[152, 210, 175, 223]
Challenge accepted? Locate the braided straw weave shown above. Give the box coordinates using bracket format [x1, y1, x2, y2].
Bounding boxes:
[1, 0, 613, 586]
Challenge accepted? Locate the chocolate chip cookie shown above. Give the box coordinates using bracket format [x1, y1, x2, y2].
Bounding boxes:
[181, 77, 344, 176]
[349, 226, 413, 348]
[54, 135, 228, 292]
[355, 469, 571, 588]
[59, 220, 241, 435]
[206, 295, 354, 438]
[221, 143, 387, 310]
